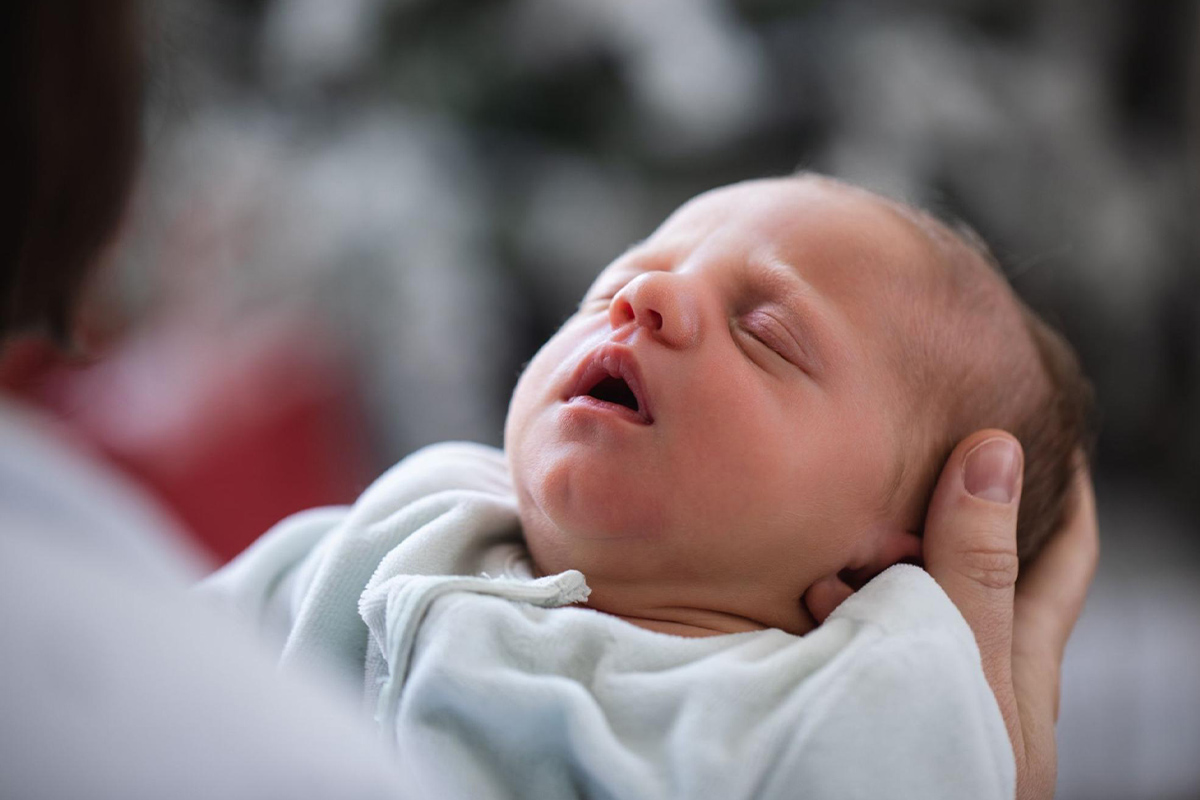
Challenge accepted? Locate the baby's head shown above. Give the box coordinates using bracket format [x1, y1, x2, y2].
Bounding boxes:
[504, 174, 1092, 636]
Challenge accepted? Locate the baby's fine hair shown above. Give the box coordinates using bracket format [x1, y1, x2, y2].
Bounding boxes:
[949, 224, 1095, 563]
[897, 205, 1095, 565]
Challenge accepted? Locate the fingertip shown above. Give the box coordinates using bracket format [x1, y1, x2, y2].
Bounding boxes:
[963, 436, 1024, 504]
[925, 429, 1023, 547]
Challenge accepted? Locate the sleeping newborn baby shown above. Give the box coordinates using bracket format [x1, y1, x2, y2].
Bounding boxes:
[508, 173, 1088, 637]
[202, 174, 1091, 800]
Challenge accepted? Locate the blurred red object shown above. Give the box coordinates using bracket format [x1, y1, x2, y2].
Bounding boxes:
[0, 311, 375, 565]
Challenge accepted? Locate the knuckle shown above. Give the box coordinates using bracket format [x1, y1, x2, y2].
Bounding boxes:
[954, 541, 1020, 590]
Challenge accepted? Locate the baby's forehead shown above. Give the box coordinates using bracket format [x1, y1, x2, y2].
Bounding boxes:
[650, 176, 948, 284]
[609, 175, 1001, 342]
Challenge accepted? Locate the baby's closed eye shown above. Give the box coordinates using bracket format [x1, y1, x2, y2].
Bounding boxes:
[737, 309, 807, 370]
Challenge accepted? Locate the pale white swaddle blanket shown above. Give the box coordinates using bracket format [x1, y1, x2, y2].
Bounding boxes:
[200, 441, 1015, 800]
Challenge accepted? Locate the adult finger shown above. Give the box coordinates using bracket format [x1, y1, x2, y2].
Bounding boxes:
[1008, 454, 1098, 799]
[922, 429, 1025, 752]
[1014, 455, 1099, 657]
[1013, 455, 1099, 713]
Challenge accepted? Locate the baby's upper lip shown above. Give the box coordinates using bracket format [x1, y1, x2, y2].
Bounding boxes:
[563, 343, 654, 424]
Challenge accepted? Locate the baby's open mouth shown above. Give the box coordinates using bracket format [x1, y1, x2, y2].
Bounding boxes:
[565, 345, 654, 424]
[586, 375, 640, 412]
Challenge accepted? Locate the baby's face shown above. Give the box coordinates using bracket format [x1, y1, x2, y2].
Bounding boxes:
[504, 176, 941, 629]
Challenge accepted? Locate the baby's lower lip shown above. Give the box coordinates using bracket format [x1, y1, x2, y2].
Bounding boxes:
[564, 395, 653, 425]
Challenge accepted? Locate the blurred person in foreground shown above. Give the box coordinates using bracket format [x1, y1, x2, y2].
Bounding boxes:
[0, 3, 1095, 800]
[0, 3, 409, 798]
[205, 175, 1099, 799]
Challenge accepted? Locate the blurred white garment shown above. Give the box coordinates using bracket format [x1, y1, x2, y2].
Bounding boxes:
[203, 441, 1015, 800]
[0, 398, 409, 799]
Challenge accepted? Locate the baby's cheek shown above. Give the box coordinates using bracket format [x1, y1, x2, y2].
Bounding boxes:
[503, 320, 592, 505]
[504, 332, 568, 438]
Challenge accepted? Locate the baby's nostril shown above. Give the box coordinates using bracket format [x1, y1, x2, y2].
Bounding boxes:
[614, 299, 636, 324]
[645, 310, 663, 331]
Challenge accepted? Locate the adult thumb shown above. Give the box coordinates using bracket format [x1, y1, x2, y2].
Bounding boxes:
[923, 429, 1024, 724]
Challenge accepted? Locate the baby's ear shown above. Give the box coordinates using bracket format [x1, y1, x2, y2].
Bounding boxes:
[803, 528, 923, 625]
[857, 527, 924, 581]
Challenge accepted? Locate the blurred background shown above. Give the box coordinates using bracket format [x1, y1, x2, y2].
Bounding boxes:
[3, 1, 1197, 797]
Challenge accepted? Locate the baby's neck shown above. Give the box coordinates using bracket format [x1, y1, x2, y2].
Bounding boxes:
[562, 576, 818, 638]
[530, 539, 819, 637]
[603, 608, 773, 638]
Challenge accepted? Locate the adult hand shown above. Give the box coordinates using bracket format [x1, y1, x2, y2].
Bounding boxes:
[923, 429, 1099, 800]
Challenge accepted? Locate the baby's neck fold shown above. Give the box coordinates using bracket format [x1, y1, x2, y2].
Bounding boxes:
[605, 608, 771, 638]
[528, 539, 820, 637]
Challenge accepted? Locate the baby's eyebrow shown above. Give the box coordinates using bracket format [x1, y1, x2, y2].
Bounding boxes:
[752, 251, 808, 293]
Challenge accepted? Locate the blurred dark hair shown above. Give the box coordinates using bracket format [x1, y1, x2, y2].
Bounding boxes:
[2, 0, 142, 344]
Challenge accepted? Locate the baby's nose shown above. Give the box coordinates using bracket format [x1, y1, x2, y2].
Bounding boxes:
[608, 271, 701, 349]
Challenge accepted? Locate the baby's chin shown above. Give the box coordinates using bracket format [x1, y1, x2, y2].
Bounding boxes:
[512, 462, 677, 581]
[511, 429, 663, 522]
[516, 470, 667, 542]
